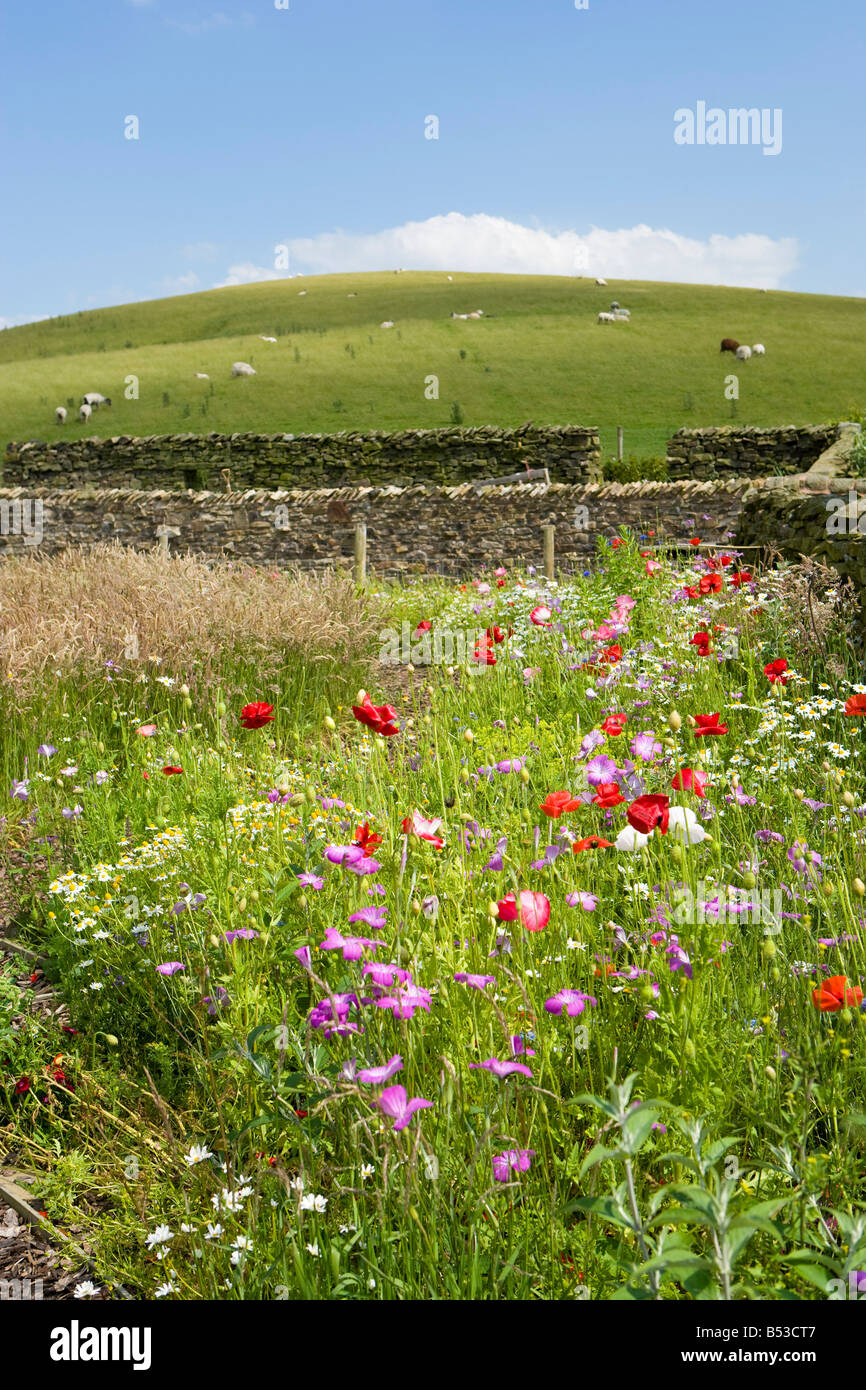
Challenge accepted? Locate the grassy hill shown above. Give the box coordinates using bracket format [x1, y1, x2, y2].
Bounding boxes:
[1, 271, 864, 463]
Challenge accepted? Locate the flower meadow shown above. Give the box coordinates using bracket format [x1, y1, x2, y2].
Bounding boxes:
[2, 533, 866, 1302]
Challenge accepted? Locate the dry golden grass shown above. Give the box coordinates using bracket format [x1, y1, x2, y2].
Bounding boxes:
[0, 544, 381, 688]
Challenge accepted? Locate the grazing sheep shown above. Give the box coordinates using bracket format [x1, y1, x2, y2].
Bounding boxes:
[612, 310, 631, 320]
[55, 406, 67, 425]
[194, 372, 210, 379]
[720, 338, 740, 354]
[82, 392, 111, 408]
[610, 302, 621, 311]
[735, 345, 752, 361]
[451, 312, 469, 320]
[467, 310, 484, 319]
[597, 312, 616, 324]
[380, 320, 395, 329]
[595, 277, 607, 286]
[752, 343, 766, 355]
[259, 335, 277, 342]
[447, 275, 453, 281]
[298, 290, 307, 296]
[231, 362, 256, 377]
[79, 403, 92, 424]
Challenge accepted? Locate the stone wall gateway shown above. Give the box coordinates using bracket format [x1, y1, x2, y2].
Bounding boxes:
[0, 479, 747, 571]
[2, 424, 600, 491]
[667, 425, 837, 479]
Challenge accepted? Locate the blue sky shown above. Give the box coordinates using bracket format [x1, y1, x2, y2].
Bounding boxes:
[1, 0, 864, 326]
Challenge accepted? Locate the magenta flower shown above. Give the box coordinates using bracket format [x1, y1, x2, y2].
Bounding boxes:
[223, 928, 259, 944]
[294, 946, 312, 971]
[544, 989, 597, 1016]
[37, 744, 56, 757]
[356, 1054, 403, 1084]
[349, 906, 389, 930]
[156, 961, 185, 976]
[509, 1035, 536, 1057]
[10, 779, 29, 800]
[376, 984, 432, 1019]
[565, 891, 598, 911]
[469, 1058, 533, 1079]
[325, 844, 365, 866]
[319, 926, 380, 961]
[375, 1084, 433, 1131]
[630, 731, 661, 763]
[586, 754, 617, 786]
[362, 962, 412, 988]
[297, 871, 324, 890]
[453, 972, 496, 991]
[492, 1149, 535, 1182]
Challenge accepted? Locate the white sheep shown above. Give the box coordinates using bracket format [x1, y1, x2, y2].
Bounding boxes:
[231, 362, 257, 377]
[298, 290, 307, 296]
[596, 277, 607, 286]
[194, 372, 210, 379]
[735, 345, 753, 361]
[752, 343, 766, 355]
[612, 310, 631, 320]
[55, 406, 67, 425]
[451, 312, 469, 320]
[259, 335, 277, 342]
[597, 312, 615, 324]
[467, 310, 484, 319]
[380, 320, 395, 329]
[79, 403, 92, 423]
[82, 392, 111, 407]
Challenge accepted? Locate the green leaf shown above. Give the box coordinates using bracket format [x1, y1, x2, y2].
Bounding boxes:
[578, 1141, 627, 1177]
[567, 1196, 636, 1232]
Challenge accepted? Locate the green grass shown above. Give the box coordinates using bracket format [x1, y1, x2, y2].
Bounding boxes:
[3, 540, 866, 1300]
[2, 272, 865, 463]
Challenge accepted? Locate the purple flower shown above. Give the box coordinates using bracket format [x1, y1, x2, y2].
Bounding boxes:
[203, 985, 230, 1015]
[727, 785, 757, 807]
[325, 844, 365, 866]
[492, 1149, 535, 1182]
[294, 945, 313, 971]
[93, 770, 110, 786]
[565, 891, 598, 911]
[509, 1034, 536, 1057]
[319, 926, 380, 961]
[488, 932, 513, 957]
[346, 856, 381, 877]
[62, 805, 83, 820]
[577, 731, 606, 760]
[356, 1054, 403, 1084]
[586, 754, 617, 787]
[223, 928, 259, 944]
[298, 871, 324, 890]
[496, 758, 525, 774]
[756, 829, 785, 844]
[156, 961, 185, 976]
[630, 732, 661, 763]
[376, 984, 432, 1019]
[544, 990, 597, 1016]
[349, 906, 389, 930]
[37, 744, 56, 757]
[469, 1057, 533, 1079]
[10, 780, 29, 801]
[666, 937, 693, 979]
[319, 797, 346, 811]
[362, 962, 412, 988]
[375, 1084, 433, 1132]
[453, 972, 496, 991]
[801, 798, 828, 813]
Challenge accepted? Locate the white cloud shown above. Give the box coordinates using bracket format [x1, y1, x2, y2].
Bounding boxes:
[212, 263, 290, 289]
[285, 212, 799, 289]
[161, 272, 201, 295]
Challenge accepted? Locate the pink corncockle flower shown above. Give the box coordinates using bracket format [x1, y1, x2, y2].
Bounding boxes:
[362, 962, 412, 988]
[297, 872, 324, 890]
[37, 744, 57, 756]
[325, 843, 365, 866]
[630, 731, 661, 763]
[494, 567, 507, 577]
[376, 983, 432, 1019]
[453, 972, 496, 990]
[156, 962, 185, 976]
[349, 906, 389, 930]
[294, 946, 312, 971]
[469, 1058, 533, 1079]
[375, 1084, 433, 1131]
[585, 754, 617, 786]
[136, 724, 158, 737]
[493, 1149, 535, 1182]
[523, 667, 541, 683]
[356, 1054, 403, 1084]
[509, 1035, 536, 1057]
[544, 989, 597, 1016]
[223, 929, 259, 944]
[10, 780, 29, 800]
[566, 891, 598, 911]
[319, 926, 381, 961]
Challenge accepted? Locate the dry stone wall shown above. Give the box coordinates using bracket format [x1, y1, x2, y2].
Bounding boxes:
[2, 425, 600, 491]
[667, 425, 836, 479]
[0, 480, 747, 572]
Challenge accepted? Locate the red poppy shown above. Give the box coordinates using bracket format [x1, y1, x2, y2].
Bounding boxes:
[573, 836, 614, 852]
[671, 767, 708, 798]
[601, 645, 622, 665]
[593, 782, 626, 808]
[683, 585, 700, 601]
[690, 632, 712, 657]
[694, 713, 728, 737]
[699, 574, 723, 595]
[540, 790, 581, 818]
[486, 626, 506, 644]
[610, 538, 625, 549]
[352, 694, 400, 737]
[764, 659, 789, 685]
[811, 975, 864, 1013]
[294, 1109, 309, 1119]
[414, 620, 432, 635]
[496, 578, 506, 588]
[162, 766, 183, 776]
[719, 554, 733, 567]
[601, 714, 627, 736]
[240, 701, 275, 730]
[473, 641, 497, 665]
[729, 571, 752, 588]
[530, 605, 553, 627]
[688, 537, 701, 547]
[353, 821, 383, 852]
[14, 1077, 30, 1095]
[844, 694, 866, 716]
[142, 771, 150, 780]
[627, 794, 670, 835]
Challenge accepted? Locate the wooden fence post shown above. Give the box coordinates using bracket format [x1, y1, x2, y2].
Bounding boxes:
[617, 426, 624, 460]
[354, 523, 367, 586]
[543, 524, 555, 581]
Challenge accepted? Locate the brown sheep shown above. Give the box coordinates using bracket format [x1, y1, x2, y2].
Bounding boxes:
[720, 338, 740, 354]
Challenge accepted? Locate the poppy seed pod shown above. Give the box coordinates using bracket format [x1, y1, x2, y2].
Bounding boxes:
[668, 711, 682, 732]
[216, 702, 226, 717]
[853, 878, 865, 897]
[180, 684, 190, 698]
[842, 790, 855, 808]
[741, 871, 757, 888]
[464, 729, 474, 743]
[323, 715, 336, 732]
[683, 1038, 696, 1060]
[794, 789, 804, 799]
[762, 939, 776, 960]
[519, 766, 530, 784]
[765, 1065, 777, 1081]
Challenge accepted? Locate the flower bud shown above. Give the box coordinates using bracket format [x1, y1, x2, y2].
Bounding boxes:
[464, 729, 474, 743]
[216, 701, 226, 717]
[762, 939, 776, 960]
[765, 1065, 777, 1081]
[683, 1038, 695, 1061]
[411, 900, 421, 915]
[459, 767, 470, 784]
[406, 662, 415, 674]
[853, 878, 865, 897]
[356, 689, 367, 706]
[180, 684, 190, 698]
[668, 711, 682, 732]
[841, 1008, 853, 1024]
[104, 1034, 119, 1047]
[741, 870, 756, 889]
[821, 881, 834, 898]
[323, 715, 336, 732]
[297, 895, 308, 911]
[519, 766, 530, 784]
[488, 900, 500, 919]
[842, 790, 855, 808]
